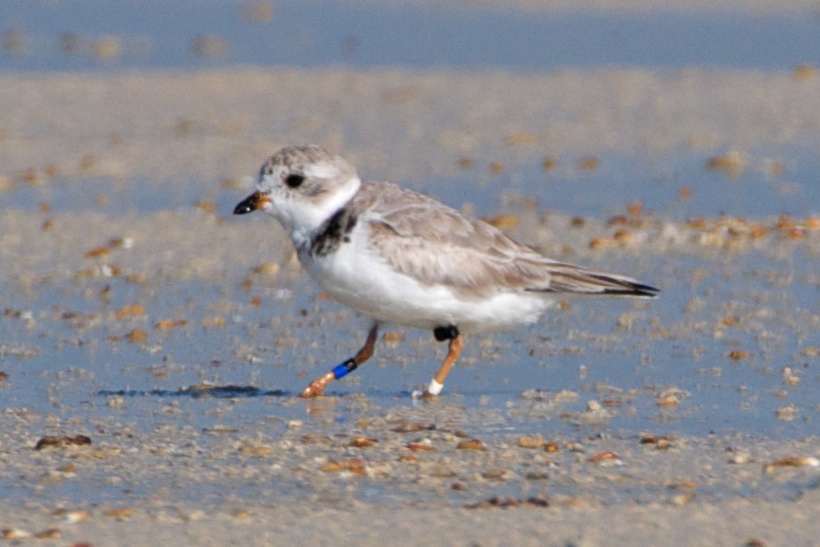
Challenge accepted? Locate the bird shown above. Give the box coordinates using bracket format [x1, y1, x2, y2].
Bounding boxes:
[234, 145, 658, 398]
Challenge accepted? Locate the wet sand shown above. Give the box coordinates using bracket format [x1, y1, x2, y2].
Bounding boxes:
[372, 0, 820, 14]
[0, 492, 818, 546]
[0, 395, 818, 545]
[1, 65, 819, 544]
[2, 68, 820, 183]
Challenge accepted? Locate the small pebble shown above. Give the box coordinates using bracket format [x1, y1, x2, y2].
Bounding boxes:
[517, 435, 545, 449]
[2, 528, 32, 539]
[456, 439, 486, 451]
[589, 452, 622, 466]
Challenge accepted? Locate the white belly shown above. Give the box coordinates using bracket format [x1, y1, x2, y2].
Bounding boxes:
[298, 238, 554, 332]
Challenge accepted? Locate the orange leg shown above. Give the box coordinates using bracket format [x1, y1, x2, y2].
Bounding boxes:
[424, 326, 464, 396]
[299, 323, 379, 398]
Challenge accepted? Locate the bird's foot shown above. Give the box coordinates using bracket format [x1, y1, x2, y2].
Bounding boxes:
[299, 372, 334, 398]
[411, 379, 444, 400]
[411, 390, 438, 401]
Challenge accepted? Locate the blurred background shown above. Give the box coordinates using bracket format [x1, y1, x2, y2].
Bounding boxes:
[2, 0, 820, 216]
[2, 0, 818, 71]
[0, 0, 819, 457]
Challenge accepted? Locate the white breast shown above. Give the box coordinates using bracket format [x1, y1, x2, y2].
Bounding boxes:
[298, 224, 554, 332]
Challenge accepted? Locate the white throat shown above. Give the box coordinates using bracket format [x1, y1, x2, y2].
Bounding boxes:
[277, 175, 361, 247]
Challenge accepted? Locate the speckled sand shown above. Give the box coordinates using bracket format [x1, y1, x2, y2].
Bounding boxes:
[1, 52, 819, 547]
[2, 68, 819, 184]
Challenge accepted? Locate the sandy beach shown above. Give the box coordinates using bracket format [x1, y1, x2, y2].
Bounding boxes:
[1, 2, 819, 545]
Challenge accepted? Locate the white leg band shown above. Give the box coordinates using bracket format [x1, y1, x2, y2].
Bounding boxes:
[427, 379, 444, 396]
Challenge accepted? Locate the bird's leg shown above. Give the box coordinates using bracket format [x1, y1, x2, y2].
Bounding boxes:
[423, 325, 463, 397]
[299, 323, 379, 398]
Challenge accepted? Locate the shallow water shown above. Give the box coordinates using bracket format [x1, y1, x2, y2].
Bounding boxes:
[2, 241, 817, 442]
[1, 1, 819, 71]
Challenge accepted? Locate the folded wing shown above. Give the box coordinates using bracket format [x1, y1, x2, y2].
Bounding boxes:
[359, 183, 658, 298]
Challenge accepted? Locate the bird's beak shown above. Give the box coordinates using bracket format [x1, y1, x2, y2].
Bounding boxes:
[234, 191, 270, 215]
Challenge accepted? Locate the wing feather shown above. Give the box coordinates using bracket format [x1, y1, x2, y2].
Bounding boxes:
[355, 182, 658, 298]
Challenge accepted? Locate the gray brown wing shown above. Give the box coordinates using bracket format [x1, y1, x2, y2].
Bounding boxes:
[358, 183, 658, 298]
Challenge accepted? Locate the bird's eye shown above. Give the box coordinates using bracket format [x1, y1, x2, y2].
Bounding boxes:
[285, 174, 305, 188]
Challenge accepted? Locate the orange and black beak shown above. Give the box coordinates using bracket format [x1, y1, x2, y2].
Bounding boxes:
[234, 191, 269, 215]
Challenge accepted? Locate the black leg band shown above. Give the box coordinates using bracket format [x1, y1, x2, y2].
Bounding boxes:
[433, 325, 459, 342]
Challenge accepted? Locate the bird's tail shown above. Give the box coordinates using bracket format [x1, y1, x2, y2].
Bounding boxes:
[525, 262, 659, 297]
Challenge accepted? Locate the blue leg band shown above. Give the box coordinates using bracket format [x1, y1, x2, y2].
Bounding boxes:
[332, 358, 357, 379]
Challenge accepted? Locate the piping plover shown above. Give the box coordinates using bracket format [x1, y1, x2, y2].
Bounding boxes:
[234, 145, 658, 398]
